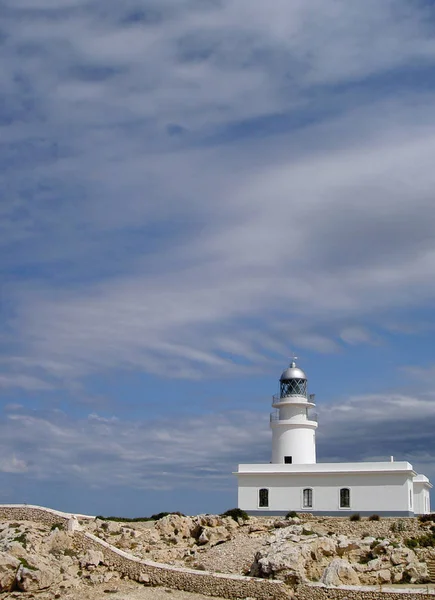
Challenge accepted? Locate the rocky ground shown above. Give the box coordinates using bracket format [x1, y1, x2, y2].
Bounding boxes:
[81, 512, 435, 585]
[1, 513, 435, 597]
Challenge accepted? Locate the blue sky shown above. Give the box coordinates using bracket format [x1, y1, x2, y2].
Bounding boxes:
[1, 0, 435, 516]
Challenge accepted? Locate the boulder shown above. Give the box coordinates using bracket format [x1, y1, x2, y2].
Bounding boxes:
[155, 514, 194, 539]
[321, 558, 360, 586]
[377, 569, 392, 584]
[16, 559, 59, 592]
[80, 549, 104, 568]
[197, 530, 209, 545]
[255, 544, 308, 584]
[390, 548, 414, 565]
[404, 561, 428, 583]
[0, 552, 20, 592]
[49, 529, 74, 554]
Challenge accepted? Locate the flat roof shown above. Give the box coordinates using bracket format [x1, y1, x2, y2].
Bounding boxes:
[413, 474, 433, 488]
[235, 461, 416, 476]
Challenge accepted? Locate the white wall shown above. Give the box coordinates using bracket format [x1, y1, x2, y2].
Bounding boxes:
[271, 426, 316, 464]
[238, 471, 412, 514]
[413, 483, 431, 515]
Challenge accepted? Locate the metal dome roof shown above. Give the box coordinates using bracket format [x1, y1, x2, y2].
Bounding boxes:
[280, 361, 307, 381]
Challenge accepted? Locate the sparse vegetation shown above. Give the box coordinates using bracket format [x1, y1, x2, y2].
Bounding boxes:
[13, 532, 27, 548]
[349, 513, 361, 521]
[359, 551, 375, 564]
[368, 514, 380, 521]
[95, 511, 185, 523]
[418, 513, 435, 523]
[391, 520, 406, 533]
[50, 522, 64, 531]
[404, 526, 435, 549]
[19, 557, 36, 570]
[220, 508, 249, 522]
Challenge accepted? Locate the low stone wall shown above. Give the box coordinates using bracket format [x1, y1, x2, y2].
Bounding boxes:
[296, 584, 435, 599]
[73, 531, 290, 599]
[0, 504, 94, 526]
[295, 515, 424, 539]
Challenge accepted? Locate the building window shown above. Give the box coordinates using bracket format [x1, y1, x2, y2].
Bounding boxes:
[303, 488, 313, 509]
[259, 488, 269, 508]
[339, 488, 350, 509]
[284, 456, 292, 464]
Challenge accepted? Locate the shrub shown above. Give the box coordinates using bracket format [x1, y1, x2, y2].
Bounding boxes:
[405, 537, 419, 549]
[418, 513, 435, 523]
[13, 533, 27, 548]
[50, 522, 64, 531]
[359, 551, 375, 564]
[350, 513, 361, 521]
[368, 514, 380, 521]
[286, 511, 299, 519]
[220, 508, 249, 522]
[95, 512, 185, 523]
[151, 511, 186, 520]
[390, 520, 406, 533]
[19, 558, 36, 571]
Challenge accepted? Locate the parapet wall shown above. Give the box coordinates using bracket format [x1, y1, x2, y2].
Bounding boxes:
[297, 515, 423, 539]
[296, 584, 435, 599]
[0, 504, 94, 526]
[73, 531, 290, 599]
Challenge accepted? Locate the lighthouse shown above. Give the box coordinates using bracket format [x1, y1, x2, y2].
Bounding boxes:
[270, 360, 317, 464]
[236, 359, 432, 515]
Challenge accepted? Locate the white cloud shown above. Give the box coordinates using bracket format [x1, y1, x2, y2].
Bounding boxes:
[0, 455, 28, 474]
[1, 389, 434, 492]
[2, 0, 435, 388]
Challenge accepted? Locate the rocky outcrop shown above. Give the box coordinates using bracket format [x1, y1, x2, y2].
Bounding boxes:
[321, 558, 360, 586]
[251, 523, 431, 586]
[0, 551, 20, 591]
[16, 556, 60, 592]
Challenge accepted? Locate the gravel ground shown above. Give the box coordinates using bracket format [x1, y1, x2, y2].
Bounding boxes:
[190, 531, 268, 575]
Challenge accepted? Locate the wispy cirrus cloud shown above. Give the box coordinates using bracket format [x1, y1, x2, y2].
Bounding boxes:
[1, 2, 435, 394]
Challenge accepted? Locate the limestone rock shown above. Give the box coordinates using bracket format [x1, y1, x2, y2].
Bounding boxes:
[377, 569, 391, 583]
[197, 530, 209, 545]
[138, 572, 150, 584]
[49, 529, 74, 554]
[390, 548, 414, 565]
[155, 514, 194, 540]
[16, 558, 59, 592]
[80, 549, 104, 568]
[321, 558, 360, 586]
[404, 561, 428, 583]
[0, 552, 20, 592]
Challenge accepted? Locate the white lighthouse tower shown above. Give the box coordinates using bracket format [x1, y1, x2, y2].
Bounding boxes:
[236, 359, 432, 515]
[270, 360, 317, 464]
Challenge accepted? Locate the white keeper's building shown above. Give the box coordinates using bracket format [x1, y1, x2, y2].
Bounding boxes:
[235, 361, 432, 516]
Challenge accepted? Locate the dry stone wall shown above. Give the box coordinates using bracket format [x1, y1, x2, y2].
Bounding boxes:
[0, 504, 87, 526]
[73, 531, 290, 599]
[296, 584, 435, 599]
[292, 515, 423, 539]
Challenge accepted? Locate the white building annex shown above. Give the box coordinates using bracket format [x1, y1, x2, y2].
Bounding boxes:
[236, 361, 432, 516]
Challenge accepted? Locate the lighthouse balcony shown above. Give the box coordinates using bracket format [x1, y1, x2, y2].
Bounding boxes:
[270, 411, 318, 423]
[272, 394, 316, 409]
